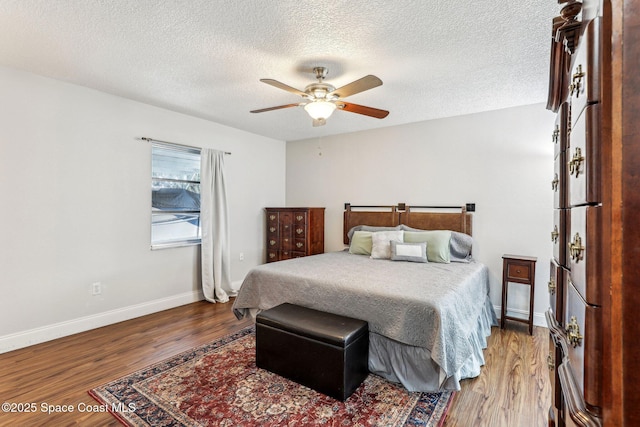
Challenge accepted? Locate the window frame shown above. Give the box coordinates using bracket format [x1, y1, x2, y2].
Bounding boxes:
[150, 142, 202, 250]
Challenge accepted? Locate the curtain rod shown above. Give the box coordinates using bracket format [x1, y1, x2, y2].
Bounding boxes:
[138, 137, 231, 155]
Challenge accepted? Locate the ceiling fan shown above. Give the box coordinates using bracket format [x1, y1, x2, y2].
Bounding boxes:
[250, 67, 389, 127]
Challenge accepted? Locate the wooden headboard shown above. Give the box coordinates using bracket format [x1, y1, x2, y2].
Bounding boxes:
[343, 203, 473, 244]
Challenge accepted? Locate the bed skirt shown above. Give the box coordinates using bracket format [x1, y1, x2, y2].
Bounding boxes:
[368, 296, 497, 392]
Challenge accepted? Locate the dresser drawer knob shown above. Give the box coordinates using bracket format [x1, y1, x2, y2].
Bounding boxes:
[551, 225, 559, 243]
[547, 354, 555, 371]
[269, 215, 276, 220]
[296, 228, 303, 234]
[269, 253, 275, 259]
[566, 316, 583, 348]
[568, 147, 585, 177]
[551, 173, 559, 191]
[296, 242, 303, 248]
[548, 279, 556, 295]
[568, 232, 585, 261]
[269, 227, 276, 233]
[296, 215, 304, 221]
[552, 125, 560, 145]
[269, 240, 276, 246]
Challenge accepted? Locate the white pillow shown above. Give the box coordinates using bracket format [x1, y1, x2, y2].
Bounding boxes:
[390, 241, 428, 263]
[370, 230, 404, 259]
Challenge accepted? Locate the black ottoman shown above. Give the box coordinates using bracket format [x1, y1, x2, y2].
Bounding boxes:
[255, 303, 369, 401]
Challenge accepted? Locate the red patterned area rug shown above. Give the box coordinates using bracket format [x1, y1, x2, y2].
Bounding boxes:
[89, 327, 454, 426]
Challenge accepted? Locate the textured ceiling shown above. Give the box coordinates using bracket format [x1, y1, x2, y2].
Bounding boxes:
[0, 0, 559, 141]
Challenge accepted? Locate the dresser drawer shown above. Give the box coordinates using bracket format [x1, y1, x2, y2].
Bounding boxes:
[549, 259, 558, 316]
[279, 212, 293, 230]
[552, 208, 568, 267]
[553, 102, 569, 159]
[548, 332, 557, 399]
[549, 259, 566, 323]
[568, 104, 601, 207]
[558, 357, 600, 427]
[267, 212, 279, 238]
[569, 17, 601, 129]
[553, 150, 568, 209]
[293, 211, 307, 225]
[281, 250, 306, 260]
[545, 310, 565, 417]
[293, 238, 306, 252]
[267, 237, 280, 250]
[293, 224, 306, 238]
[280, 235, 294, 251]
[564, 277, 601, 411]
[569, 206, 601, 306]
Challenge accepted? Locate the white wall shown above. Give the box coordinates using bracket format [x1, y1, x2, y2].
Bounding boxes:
[286, 104, 556, 325]
[0, 66, 285, 352]
[0, 64, 555, 352]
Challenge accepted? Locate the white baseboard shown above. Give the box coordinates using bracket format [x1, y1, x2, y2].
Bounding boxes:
[495, 305, 547, 328]
[0, 291, 203, 354]
[232, 279, 244, 293]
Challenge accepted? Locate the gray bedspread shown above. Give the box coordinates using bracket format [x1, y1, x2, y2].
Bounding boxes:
[233, 250, 496, 383]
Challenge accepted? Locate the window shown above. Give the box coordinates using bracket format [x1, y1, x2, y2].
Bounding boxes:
[151, 142, 201, 249]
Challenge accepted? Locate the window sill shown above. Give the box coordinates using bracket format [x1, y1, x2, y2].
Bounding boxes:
[151, 240, 201, 250]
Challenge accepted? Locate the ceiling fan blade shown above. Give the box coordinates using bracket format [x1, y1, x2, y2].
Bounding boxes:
[260, 79, 307, 97]
[337, 102, 389, 119]
[250, 103, 300, 113]
[328, 75, 382, 98]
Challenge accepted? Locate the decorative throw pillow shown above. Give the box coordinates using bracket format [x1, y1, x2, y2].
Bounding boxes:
[349, 230, 373, 255]
[403, 230, 452, 263]
[390, 241, 428, 263]
[370, 230, 404, 259]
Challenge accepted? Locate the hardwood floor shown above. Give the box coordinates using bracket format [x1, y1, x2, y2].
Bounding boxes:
[0, 301, 550, 426]
[445, 322, 551, 426]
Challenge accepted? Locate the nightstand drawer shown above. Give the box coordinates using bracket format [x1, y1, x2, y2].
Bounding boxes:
[507, 263, 531, 281]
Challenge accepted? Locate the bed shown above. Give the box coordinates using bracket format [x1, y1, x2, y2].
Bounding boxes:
[232, 204, 497, 392]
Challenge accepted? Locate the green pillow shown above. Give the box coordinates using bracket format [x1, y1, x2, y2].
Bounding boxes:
[349, 230, 373, 255]
[403, 230, 452, 263]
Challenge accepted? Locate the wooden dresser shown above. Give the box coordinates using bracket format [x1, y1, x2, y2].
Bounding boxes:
[265, 207, 325, 262]
[545, 1, 640, 426]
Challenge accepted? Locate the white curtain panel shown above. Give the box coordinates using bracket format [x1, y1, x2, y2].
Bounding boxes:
[200, 148, 234, 303]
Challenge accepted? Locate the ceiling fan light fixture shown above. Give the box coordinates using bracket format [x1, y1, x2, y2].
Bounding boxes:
[304, 100, 336, 120]
[252, 68, 389, 125]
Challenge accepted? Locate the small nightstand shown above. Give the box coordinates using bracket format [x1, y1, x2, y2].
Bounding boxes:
[501, 254, 537, 335]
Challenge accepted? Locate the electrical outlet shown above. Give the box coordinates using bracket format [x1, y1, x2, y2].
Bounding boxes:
[239, 252, 244, 261]
[92, 282, 102, 296]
